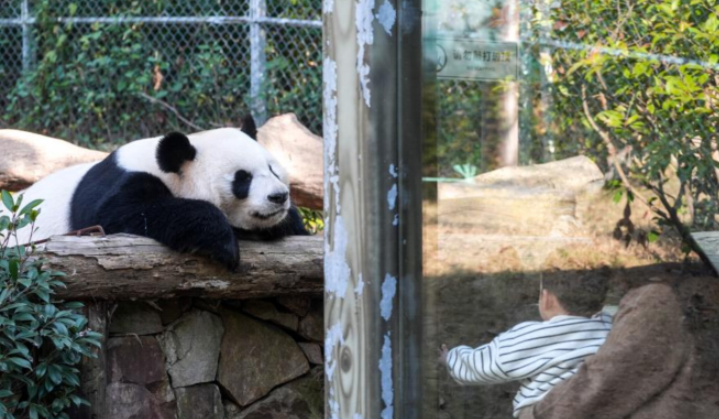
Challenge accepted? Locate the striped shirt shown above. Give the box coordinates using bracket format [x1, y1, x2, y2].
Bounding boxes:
[445, 312, 613, 417]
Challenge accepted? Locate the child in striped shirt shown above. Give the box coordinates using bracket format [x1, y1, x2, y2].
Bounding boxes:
[439, 271, 612, 418]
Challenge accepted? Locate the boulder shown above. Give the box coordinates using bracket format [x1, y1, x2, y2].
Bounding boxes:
[298, 342, 323, 365]
[175, 384, 225, 419]
[159, 309, 224, 388]
[105, 382, 174, 419]
[297, 300, 323, 342]
[109, 302, 164, 336]
[275, 296, 311, 317]
[0, 129, 106, 191]
[156, 298, 193, 326]
[242, 300, 299, 331]
[435, 156, 604, 271]
[107, 336, 166, 384]
[258, 114, 323, 210]
[228, 367, 324, 419]
[437, 156, 604, 235]
[218, 309, 310, 406]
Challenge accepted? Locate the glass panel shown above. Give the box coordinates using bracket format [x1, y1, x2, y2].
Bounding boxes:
[419, 0, 719, 418]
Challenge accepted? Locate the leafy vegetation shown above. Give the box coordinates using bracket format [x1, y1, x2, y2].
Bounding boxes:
[1, 0, 322, 147]
[0, 191, 102, 419]
[539, 0, 719, 261]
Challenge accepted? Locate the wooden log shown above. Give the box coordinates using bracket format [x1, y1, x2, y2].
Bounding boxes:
[40, 234, 323, 300]
[258, 113, 324, 210]
[0, 129, 107, 191]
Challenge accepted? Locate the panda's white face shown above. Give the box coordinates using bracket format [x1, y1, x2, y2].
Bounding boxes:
[186, 129, 291, 231]
[117, 128, 292, 231]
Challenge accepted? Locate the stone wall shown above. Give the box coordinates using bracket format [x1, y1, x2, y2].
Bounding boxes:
[102, 297, 324, 419]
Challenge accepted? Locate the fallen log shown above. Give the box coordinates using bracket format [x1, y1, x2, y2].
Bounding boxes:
[258, 113, 324, 210]
[0, 129, 107, 191]
[41, 234, 323, 300]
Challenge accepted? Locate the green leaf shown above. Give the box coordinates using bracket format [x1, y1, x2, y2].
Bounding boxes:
[9, 259, 19, 280]
[1, 190, 13, 212]
[7, 357, 32, 369]
[612, 190, 623, 204]
[48, 365, 63, 384]
[19, 199, 43, 216]
[648, 230, 661, 243]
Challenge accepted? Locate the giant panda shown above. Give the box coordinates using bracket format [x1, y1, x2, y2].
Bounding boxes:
[7, 120, 307, 271]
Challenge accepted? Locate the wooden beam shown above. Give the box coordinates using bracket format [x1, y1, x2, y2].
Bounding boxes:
[323, 0, 403, 418]
[40, 234, 323, 300]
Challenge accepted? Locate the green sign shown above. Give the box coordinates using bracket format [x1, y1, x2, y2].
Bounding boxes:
[434, 38, 518, 81]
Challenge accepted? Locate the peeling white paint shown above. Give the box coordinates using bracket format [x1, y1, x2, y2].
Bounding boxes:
[379, 334, 394, 419]
[387, 183, 398, 211]
[323, 0, 334, 14]
[355, 0, 375, 56]
[329, 174, 341, 213]
[329, 395, 340, 419]
[376, 0, 396, 35]
[357, 62, 372, 107]
[325, 215, 351, 299]
[393, 214, 399, 226]
[389, 164, 398, 178]
[355, 0, 375, 107]
[323, 56, 341, 214]
[380, 274, 397, 321]
[325, 322, 345, 380]
[355, 273, 365, 296]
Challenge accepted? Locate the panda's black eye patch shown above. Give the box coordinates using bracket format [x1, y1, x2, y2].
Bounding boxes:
[232, 170, 253, 199]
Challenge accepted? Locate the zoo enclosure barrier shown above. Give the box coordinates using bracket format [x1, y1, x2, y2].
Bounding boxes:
[0, 0, 323, 143]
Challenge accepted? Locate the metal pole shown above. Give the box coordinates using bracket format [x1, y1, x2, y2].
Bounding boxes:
[249, 0, 268, 125]
[20, 0, 31, 73]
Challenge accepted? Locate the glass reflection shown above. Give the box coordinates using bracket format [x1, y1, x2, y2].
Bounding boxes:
[420, 0, 719, 417]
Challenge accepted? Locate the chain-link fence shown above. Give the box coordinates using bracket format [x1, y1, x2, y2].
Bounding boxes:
[0, 0, 322, 147]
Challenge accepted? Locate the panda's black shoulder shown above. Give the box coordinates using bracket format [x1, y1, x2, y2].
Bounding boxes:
[69, 152, 173, 230]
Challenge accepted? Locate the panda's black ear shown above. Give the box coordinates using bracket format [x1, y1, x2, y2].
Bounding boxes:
[156, 132, 197, 173]
[240, 114, 258, 141]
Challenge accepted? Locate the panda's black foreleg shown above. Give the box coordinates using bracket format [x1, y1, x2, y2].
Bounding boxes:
[97, 197, 240, 272]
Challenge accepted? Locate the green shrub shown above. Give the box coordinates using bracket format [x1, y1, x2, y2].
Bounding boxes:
[297, 207, 324, 235]
[0, 191, 102, 419]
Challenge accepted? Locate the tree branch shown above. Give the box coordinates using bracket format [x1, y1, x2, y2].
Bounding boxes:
[137, 92, 206, 132]
[580, 84, 668, 220]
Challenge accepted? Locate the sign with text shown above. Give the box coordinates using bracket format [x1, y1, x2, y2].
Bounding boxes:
[434, 38, 518, 81]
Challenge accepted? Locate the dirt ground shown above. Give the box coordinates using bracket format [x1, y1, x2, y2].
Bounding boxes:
[421, 190, 719, 419]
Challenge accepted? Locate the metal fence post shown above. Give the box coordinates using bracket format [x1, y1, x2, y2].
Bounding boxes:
[20, 0, 31, 73]
[249, 0, 268, 125]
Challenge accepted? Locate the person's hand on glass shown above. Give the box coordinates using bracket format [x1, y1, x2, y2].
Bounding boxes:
[438, 343, 449, 366]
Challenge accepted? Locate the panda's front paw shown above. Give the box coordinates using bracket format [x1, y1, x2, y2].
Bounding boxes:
[214, 237, 240, 272]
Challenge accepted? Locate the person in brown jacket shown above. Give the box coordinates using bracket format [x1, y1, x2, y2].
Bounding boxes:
[519, 282, 719, 419]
